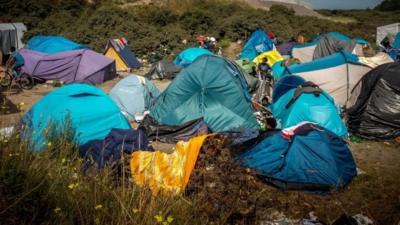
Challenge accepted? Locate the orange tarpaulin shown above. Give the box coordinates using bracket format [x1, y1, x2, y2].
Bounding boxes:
[130, 135, 210, 195]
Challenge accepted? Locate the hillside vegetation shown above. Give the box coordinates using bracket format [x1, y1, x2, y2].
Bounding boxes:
[1, 0, 399, 57]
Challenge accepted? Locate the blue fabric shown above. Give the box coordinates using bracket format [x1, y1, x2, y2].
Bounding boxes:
[270, 76, 348, 137]
[22, 84, 130, 151]
[238, 123, 357, 192]
[393, 32, 400, 49]
[388, 48, 400, 60]
[109, 75, 160, 121]
[287, 52, 360, 74]
[173, 47, 213, 67]
[79, 128, 152, 170]
[26, 36, 86, 54]
[11, 51, 24, 67]
[240, 29, 274, 61]
[119, 46, 141, 69]
[272, 75, 306, 103]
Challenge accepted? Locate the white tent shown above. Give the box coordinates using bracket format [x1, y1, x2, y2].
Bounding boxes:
[0, 23, 27, 54]
[376, 23, 400, 47]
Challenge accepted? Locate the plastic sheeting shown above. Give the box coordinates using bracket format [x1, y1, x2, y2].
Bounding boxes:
[347, 62, 400, 139]
[130, 135, 209, 195]
[313, 34, 357, 60]
[26, 35, 86, 54]
[253, 50, 284, 67]
[238, 123, 356, 193]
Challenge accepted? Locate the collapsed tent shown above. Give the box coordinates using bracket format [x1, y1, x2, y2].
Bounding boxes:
[173, 47, 213, 67]
[347, 62, 400, 139]
[109, 75, 161, 121]
[292, 32, 366, 63]
[273, 52, 371, 106]
[238, 123, 357, 192]
[271, 76, 348, 137]
[140, 115, 208, 144]
[240, 29, 274, 61]
[104, 37, 141, 71]
[22, 84, 130, 151]
[131, 135, 210, 195]
[150, 55, 258, 132]
[0, 23, 27, 55]
[145, 59, 181, 80]
[26, 35, 86, 54]
[20, 49, 116, 84]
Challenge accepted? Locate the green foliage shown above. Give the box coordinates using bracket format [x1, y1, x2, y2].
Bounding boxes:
[375, 0, 400, 11]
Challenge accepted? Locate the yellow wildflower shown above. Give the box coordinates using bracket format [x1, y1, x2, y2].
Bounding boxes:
[154, 214, 163, 223]
[68, 183, 78, 189]
[47, 142, 52, 148]
[94, 204, 103, 210]
[61, 158, 66, 164]
[54, 207, 61, 213]
[132, 208, 139, 213]
[166, 215, 174, 223]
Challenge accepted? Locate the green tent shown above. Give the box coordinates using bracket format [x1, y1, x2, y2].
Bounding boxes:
[234, 59, 258, 92]
[150, 55, 258, 132]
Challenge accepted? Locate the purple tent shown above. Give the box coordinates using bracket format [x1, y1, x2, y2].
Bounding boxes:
[20, 49, 116, 84]
[277, 41, 297, 56]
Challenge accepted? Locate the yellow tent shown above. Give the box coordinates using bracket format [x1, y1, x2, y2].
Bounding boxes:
[253, 50, 284, 67]
[130, 135, 210, 195]
[104, 38, 141, 71]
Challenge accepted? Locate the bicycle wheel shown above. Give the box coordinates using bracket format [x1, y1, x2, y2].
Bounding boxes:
[0, 71, 12, 87]
[19, 73, 34, 90]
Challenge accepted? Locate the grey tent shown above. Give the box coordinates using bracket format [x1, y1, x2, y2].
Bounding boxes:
[145, 60, 182, 80]
[0, 23, 26, 54]
[313, 34, 358, 60]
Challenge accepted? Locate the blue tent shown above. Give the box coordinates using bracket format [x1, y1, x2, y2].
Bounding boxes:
[240, 29, 274, 61]
[151, 55, 258, 132]
[238, 123, 357, 192]
[394, 32, 400, 49]
[173, 47, 213, 67]
[109, 75, 160, 121]
[26, 35, 87, 54]
[270, 76, 348, 137]
[22, 84, 130, 151]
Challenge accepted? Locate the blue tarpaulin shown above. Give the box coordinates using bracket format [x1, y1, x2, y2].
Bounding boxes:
[26, 35, 87, 54]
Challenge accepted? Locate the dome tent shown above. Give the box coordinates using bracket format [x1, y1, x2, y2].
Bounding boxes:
[240, 29, 274, 61]
[20, 49, 116, 85]
[347, 62, 400, 139]
[109, 75, 161, 121]
[173, 47, 213, 67]
[271, 76, 348, 137]
[150, 55, 258, 132]
[238, 122, 357, 193]
[273, 52, 371, 106]
[22, 84, 130, 151]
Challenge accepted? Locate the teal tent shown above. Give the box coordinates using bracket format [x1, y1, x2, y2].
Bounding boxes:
[173, 47, 213, 67]
[150, 55, 258, 131]
[110, 75, 160, 121]
[270, 76, 348, 137]
[23, 84, 130, 151]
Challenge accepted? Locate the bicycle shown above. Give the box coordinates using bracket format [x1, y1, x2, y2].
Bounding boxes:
[0, 59, 34, 90]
